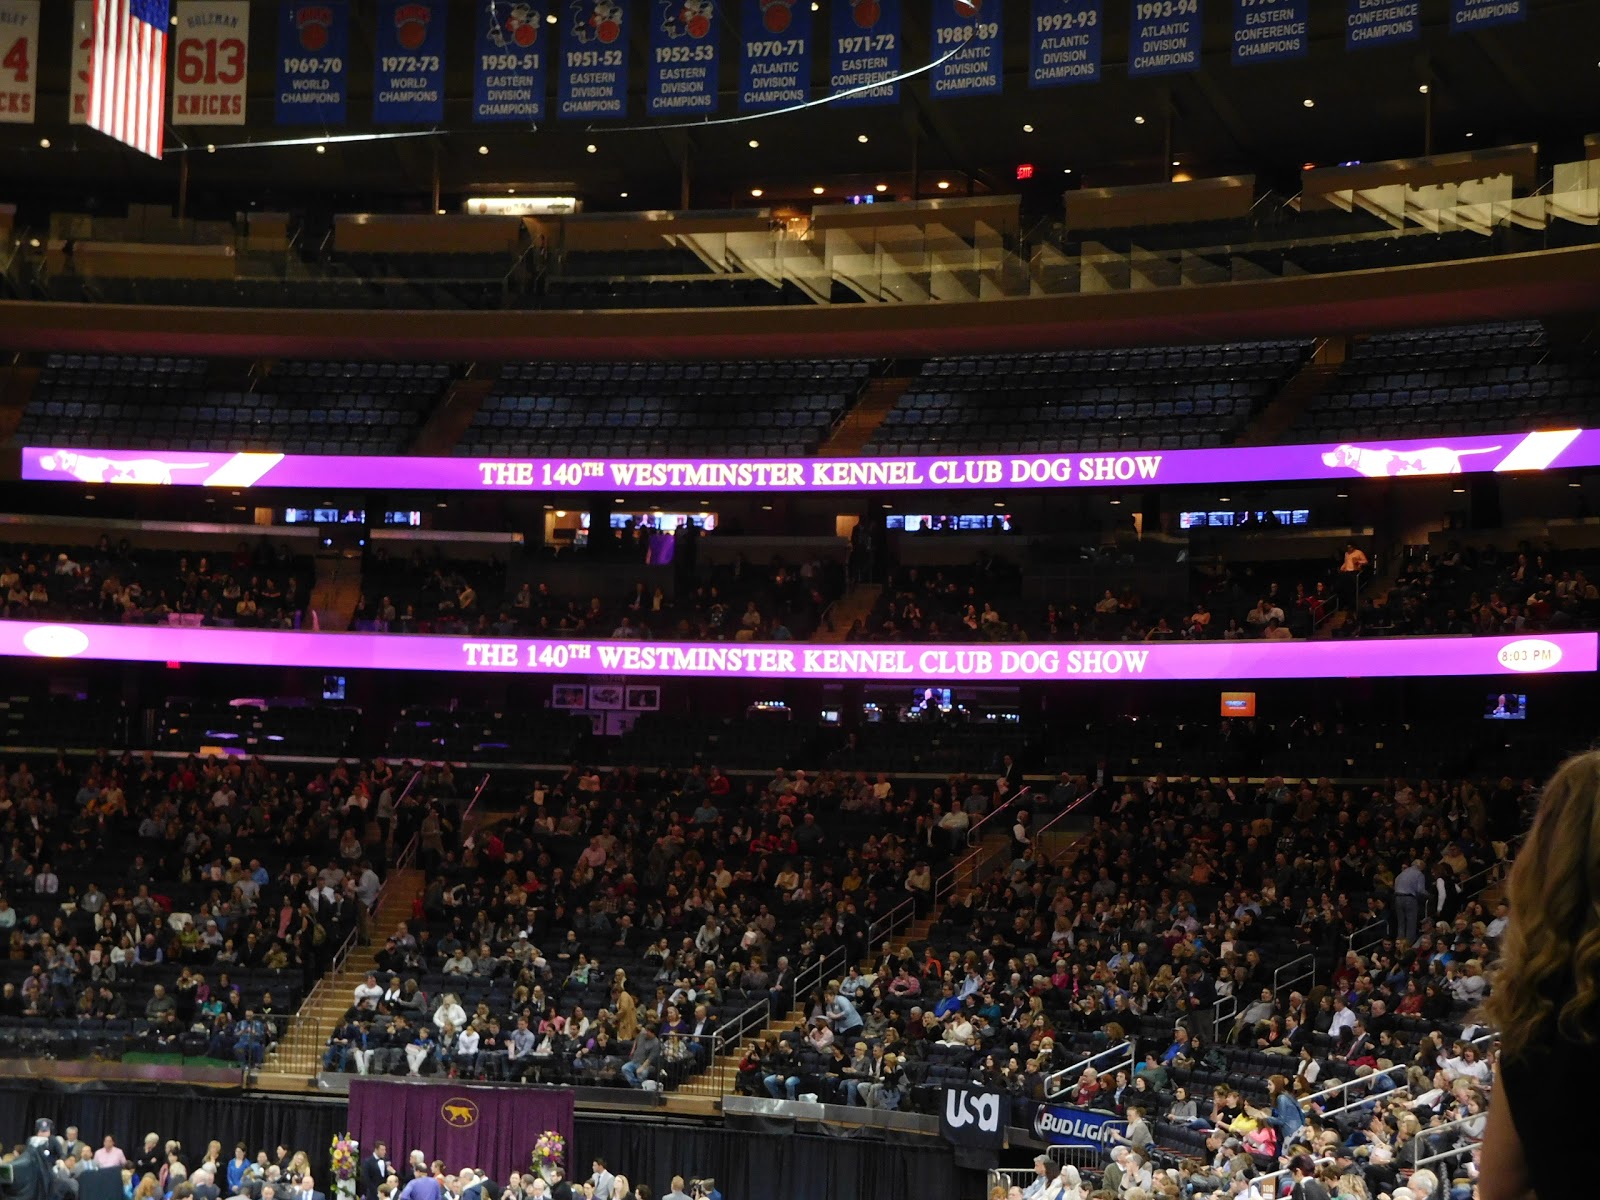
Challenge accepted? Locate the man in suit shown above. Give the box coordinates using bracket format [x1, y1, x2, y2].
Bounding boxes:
[292, 1174, 326, 1200]
[545, 1168, 572, 1200]
[359, 1142, 391, 1200]
[587, 1159, 614, 1200]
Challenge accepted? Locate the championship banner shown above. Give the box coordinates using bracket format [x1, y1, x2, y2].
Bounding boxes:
[1346, 0, 1418, 48]
[828, 0, 899, 107]
[1450, 0, 1524, 31]
[1, 623, 1591, 682]
[27, 429, 1598, 494]
[1128, 0, 1202, 77]
[373, 0, 446, 123]
[1033, 1104, 1127, 1149]
[0, 0, 39, 124]
[930, 0, 1002, 99]
[941, 1087, 1009, 1149]
[1231, 0, 1306, 64]
[475, 0, 549, 122]
[559, 0, 628, 119]
[69, 0, 93, 124]
[1029, 0, 1100, 88]
[276, 0, 348, 125]
[739, 0, 811, 112]
[647, 0, 718, 117]
[172, 1, 249, 125]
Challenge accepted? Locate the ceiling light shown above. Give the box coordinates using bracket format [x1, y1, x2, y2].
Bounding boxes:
[38, 137, 49, 148]
[1109, 498, 1121, 505]
[1465, 131, 1474, 138]
[478, 145, 489, 155]
[699, 499, 710, 506]
[874, 183, 887, 193]
[1335, 492, 1348, 499]
[620, 191, 629, 198]
[810, 1, 818, 8]
[1302, 162, 1317, 171]
[1568, 481, 1582, 488]
[1451, 487, 1466, 494]
[992, 501, 1005, 508]
[615, 497, 625, 503]
[761, 504, 773, 511]
[1134, 115, 1146, 125]
[750, 187, 763, 197]
[543, 504, 554, 511]
[315, 144, 326, 154]
[812, 186, 824, 195]
[936, 180, 950, 190]
[748, 139, 759, 148]
[1171, 160, 1180, 167]
[881, 503, 892, 509]
[555, 510, 567, 518]
[206, 144, 216, 153]
[1063, 168, 1072, 175]
[1218, 496, 1231, 503]
[27, 237, 39, 248]
[1418, 84, 1430, 94]
[546, 11, 557, 21]
[857, 133, 869, 143]
[1022, 123, 1034, 133]
[586, 143, 597, 154]
[1302, 98, 1315, 108]
[437, 208, 446, 214]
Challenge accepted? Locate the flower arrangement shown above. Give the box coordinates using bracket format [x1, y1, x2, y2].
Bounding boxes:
[530, 1131, 566, 1182]
[329, 1133, 360, 1199]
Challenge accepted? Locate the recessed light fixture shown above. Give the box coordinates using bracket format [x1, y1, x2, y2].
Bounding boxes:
[1218, 496, 1231, 503]
[1109, 498, 1121, 505]
[478, 145, 489, 155]
[1465, 131, 1474, 138]
[1171, 160, 1180, 167]
[1134, 115, 1146, 125]
[38, 137, 49, 148]
[543, 504, 554, 511]
[761, 504, 773, 511]
[992, 501, 1005, 508]
[615, 497, 625, 503]
[315, 143, 326, 154]
[1303, 162, 1317, 171]
[206, 144, 216, 153]
[881, 503, 892, 509]
[857, 133, 869, 143]
[936, 180, 950, 190]
[1063, 168, 1072, 175]
[1302, 98, 1315, 108]
[1452, 487, 1466, 494]
[546, 11, 557, 22]
[699, 499, 710, 506]
[874, 183, 887, 192]
[750, 187, 763, 197]
[1022, 123, 1034, 133]
[1569, 481, 1582, 488]
[556, 510, 567, 518]
[436, 501, 448, 509]
[748, 138, 759, 148]
[620, 191, 629, 198]
[812, 186, 824, 195]
[1418, 84, 1430, 94]
[437, 207, 446, 214]
[585, 143, 597, 154]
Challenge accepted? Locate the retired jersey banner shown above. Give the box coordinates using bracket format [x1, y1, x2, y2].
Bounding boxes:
[1129, 0, 1202, 76]
[1346, 0, 1418, 47]
[373, 0, 446, 123]
[930, 0, 1002, 99]
[1029, 0, 1100, 88]
[829, 0, 899, 107]
[1450, 0, 1524, 30]
[0, 1, 39, 124]
[647, 0, 718, 116]
[1232, 0, 1307, 64]
[69, 0, 93, 124]
[475, 0, 549, 121]
[559, 0, 629, 118]
[172, 1, 250, 125]
[276, 1, 348, 125]
[739, 0, 811, 112]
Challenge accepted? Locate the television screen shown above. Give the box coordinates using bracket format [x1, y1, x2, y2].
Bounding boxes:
[912, 686, 953, 712]
[321, 674, 346, 701]
[1220, 691, 1257, 718]
[1484, 692, 1527, 720]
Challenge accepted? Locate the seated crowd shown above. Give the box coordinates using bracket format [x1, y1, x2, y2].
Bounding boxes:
[0, 750, 461, 1063]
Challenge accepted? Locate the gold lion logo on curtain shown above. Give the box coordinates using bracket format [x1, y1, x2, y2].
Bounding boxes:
[441, 1098, 480, 1128]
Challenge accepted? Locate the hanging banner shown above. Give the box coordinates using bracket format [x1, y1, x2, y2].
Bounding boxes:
[475, 0, 550, 121]
[1450, 0, 1524, 31]
[1029, 0, 1100, 88]
[276, 1, 349, 125]
[739, 0, 811, 112]
[0, 0, 39, 124]
[559, 0, 629, 119]
[1346, 0, 1419, 48]
[1128, 0, 1202, 76]
[1232, 0, 1307, 64]
[69, 0, 93, 124]
[829, 0, 899, 107]
[941, 1088, 1010, 1150]
[373, 0, 447, 123]
[1033, 1105, 1128, 1149]
[930, 0, 1002, 99]
[647, 0, 718, 116]
[171, 1, 250, 125]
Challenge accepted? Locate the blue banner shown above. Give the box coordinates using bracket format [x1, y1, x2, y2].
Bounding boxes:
[474, 1, 550, 122]
[930, 0, 1002, 99]
[1128, 0, 1202, 77]
[275, 1, 348, 125]
[560, 0, 629, 119]
[1029, 0, 1100, 88]
[1031, 1104, 1127, 1149]
[373, 0, 446, 123]
[1232, 0, 1307, 64]
[739, 0, 811, 113]
[1346, 0, 1419, 48]
[1450, 0, 1525, 31]
[648, 0, 719, 115]
[829, 0, 900, 107]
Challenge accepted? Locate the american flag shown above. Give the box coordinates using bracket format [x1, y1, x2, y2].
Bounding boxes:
[88, 0, 170, 159]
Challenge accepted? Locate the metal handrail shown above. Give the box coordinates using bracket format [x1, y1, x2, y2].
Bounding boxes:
[1409, 1111, 1484, 1170]
[1044, 1039, 1134, 1100]
[1301, 1063, 1408, 1109]
[1211, 993, 1239, 1045]
[699, 994, 772, 1093]
[1313, 1072, 1410, 1120]
[1348, 918, 1388, 954]
[1251, 1157, 1334, 1190]
[1274, 952, 1316, 997]
[964, 785, 1030, 847]
[1033, 786, 1101, 846]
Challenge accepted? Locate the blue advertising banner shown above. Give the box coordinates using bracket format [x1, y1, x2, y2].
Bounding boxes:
[1346, 0, 1419, 48]
[1232, 0, 1307, 64]
[648, 0, 719, 115]
[275, 0, 348, 125]
[1029, 0, 1100, 88]
[829, 0, 900, 107]
[1450, 0, 1525, 31]
[739, 0, 811, 113]
[1128, 0, 1202, 77]
[1031, 1104, 1128, 1149]
[372, 0, 446, 123]
[474, 1, 549, 122]
[559, 0, 629, 119]
[930, 0, 1002, 100]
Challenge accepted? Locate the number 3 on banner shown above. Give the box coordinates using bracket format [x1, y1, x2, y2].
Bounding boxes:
[2, 35, 28, 82]
[176, 37, 246, 85]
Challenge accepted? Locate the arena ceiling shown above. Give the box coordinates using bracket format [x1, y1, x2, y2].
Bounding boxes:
[1, 0, 1595, 219]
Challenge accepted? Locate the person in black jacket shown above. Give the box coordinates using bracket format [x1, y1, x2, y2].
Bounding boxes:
[358, 1143, 391, 1200]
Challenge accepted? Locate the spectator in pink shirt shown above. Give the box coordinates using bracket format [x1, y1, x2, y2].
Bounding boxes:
[93, 1135, 127, 1169]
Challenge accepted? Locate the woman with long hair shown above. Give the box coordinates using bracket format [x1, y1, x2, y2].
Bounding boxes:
[1479, 749, 1600, 1200]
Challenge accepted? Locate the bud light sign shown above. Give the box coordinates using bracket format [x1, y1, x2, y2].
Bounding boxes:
[940, 1087, 1009, 1149]
[1032, 1104, 1126, 1148]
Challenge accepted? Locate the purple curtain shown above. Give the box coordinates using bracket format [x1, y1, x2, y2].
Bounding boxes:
[347, 1080, 574, 1182]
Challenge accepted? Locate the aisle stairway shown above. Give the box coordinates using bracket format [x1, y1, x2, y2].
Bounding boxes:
[814, 583, 881, 642]
[818, 375, 915, 456]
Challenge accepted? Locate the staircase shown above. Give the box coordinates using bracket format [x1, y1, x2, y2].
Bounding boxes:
[266, 868, 428, 1082]
[411, 371, 498, 455]
[818, 375, 914, 456]
[1236, 336, 1347, 447]
[815, 583, 881, 642]
[309, 551, 364, 632]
